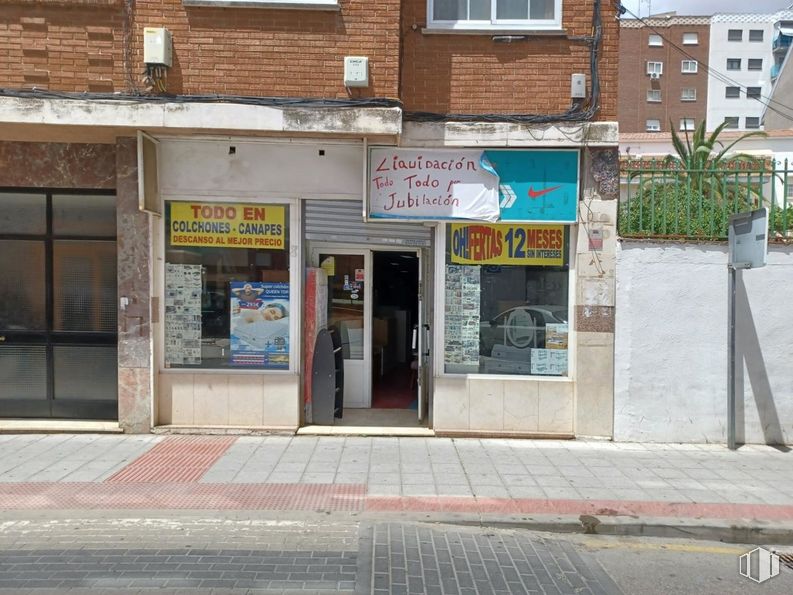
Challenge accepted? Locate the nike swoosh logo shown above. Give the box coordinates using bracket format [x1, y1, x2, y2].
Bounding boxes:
[528, 185, 561, 199]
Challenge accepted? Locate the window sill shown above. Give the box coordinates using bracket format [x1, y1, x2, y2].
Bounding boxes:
[421, 27, 567, 37]
[182, 0, 339, 8]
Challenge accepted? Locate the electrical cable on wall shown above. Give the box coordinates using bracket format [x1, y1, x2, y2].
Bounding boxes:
[0, 87, 402, 110]
[143, 64, 168, 94]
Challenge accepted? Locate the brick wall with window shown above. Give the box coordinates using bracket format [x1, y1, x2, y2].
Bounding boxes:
[0, 0, 401, 98]
[618, 20, 710, 133]
[400, 0, 619, 119]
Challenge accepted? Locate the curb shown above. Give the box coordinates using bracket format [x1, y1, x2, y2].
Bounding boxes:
[352, 510, 793, 545]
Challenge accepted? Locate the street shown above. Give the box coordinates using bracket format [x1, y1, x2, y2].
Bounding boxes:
[1, 511, 792, 594]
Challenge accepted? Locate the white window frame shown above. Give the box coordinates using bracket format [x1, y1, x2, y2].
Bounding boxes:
[182, 0, 339, 7]
[681, 88, 696, 101]
[646, 89, 661, 102]
[682, 32, 698, 45]
[681, 60, 698, 74]
[646, 119, 661, 132]
[648, 34, 663, 47]
[646, 61, 663, 75]
[680, 118, 695, 131]
[427, 0, 563, 31]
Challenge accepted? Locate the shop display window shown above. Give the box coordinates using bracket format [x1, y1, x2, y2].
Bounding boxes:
[443, 223, 569, 376]
[164, 201, 290, 370]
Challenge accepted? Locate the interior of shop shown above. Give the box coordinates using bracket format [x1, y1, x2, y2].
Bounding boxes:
[371, 251, 419, 410]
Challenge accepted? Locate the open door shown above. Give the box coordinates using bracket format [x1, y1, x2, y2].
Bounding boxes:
[316, 250, 370, 409]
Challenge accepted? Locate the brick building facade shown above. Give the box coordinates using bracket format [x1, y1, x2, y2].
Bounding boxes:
[619, 16, 710, 134]
[0, 1, 620, 439]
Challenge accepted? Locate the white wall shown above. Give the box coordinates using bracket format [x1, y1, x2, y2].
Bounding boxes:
[615, 241, 793, 444]
[708, 19, 776, 131]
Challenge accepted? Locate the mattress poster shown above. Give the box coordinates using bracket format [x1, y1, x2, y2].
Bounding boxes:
[164, 263, 203, 366]
[229, 281, 290, 368]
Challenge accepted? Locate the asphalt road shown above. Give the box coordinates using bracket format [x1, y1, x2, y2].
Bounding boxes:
[0, 511, 791, 594]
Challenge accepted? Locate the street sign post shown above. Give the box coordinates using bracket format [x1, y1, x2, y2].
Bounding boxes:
[726, 208, 768, 450]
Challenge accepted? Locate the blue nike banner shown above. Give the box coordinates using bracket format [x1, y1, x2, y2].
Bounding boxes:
[483, 150, 579, 223]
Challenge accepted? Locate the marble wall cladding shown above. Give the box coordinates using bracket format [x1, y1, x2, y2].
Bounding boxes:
[575, 335, 615, 438]
[118, 368, 151, 433]
[432, 377, 572, 435]
[585, 147, 619, 200]
[116, 137, 152, 433]
[0, 141, 116, 188]
[157, 373, 301, 429]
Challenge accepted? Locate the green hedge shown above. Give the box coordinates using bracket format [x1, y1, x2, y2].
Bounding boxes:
[619, 184, 753, 239]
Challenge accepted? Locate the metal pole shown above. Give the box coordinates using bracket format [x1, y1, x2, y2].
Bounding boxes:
[728, 265, 737, 450]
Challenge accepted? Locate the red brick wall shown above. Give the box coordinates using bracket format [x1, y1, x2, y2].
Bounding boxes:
[0, 0, 400, 98]
[0, 0, 617, 119]
[618, 24, 710, 133]
[0, 6, 125, 92]
[400, 1, 619, 120]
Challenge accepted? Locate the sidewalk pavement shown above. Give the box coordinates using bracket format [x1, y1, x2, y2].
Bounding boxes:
[1, 434, 792, 543]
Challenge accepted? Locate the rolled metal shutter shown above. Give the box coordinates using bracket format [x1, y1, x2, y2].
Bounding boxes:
[304, 200, 433, 247]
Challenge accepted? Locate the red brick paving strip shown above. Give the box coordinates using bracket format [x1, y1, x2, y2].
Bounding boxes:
[106, 436, 237, 483]
[0, 483, 366, 511]
[1, 485, 792, 521]
[364, 496, 793, 520]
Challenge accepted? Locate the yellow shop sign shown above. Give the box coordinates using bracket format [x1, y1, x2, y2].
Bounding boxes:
[169, 202, 286, 249]
[449, 223, 565, 266]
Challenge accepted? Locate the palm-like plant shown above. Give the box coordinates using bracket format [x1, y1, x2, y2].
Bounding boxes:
[665, 120, 767, 204]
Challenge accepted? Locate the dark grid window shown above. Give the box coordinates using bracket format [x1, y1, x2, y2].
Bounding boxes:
[0, 190, 118, 420]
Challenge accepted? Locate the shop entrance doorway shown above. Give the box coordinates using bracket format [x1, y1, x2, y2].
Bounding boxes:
[371, 251, 419, 411]
[312, 247, 428, 427]
[0, 191, 118, 420]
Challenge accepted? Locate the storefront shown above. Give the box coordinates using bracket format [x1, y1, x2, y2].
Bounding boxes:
[151, 133, 618, 439]
[368, 146, 580, 436]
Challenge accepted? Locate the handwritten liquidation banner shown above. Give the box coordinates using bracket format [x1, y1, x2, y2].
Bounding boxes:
[368, 148, 500, 221]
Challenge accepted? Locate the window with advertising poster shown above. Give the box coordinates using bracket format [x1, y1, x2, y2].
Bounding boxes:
[163, 201, 290, 370]
[444, 223, 570, 377]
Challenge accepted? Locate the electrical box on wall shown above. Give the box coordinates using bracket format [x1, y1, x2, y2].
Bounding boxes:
[571, 73, 586, 98]
[344, 56, 369, 87]
[144, 27, 173, 67]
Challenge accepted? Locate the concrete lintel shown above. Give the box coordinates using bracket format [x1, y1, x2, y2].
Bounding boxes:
[401, 121, 619, 147]
[0, 96, 402, 137]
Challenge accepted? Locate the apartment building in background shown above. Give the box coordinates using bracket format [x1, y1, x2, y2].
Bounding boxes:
[707, 11, 793, 131]
[620, 10, 793, 135]
[619, 14, 711, 134]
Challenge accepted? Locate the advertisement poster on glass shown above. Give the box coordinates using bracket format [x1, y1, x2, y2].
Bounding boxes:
[229, 281, 290, 369]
